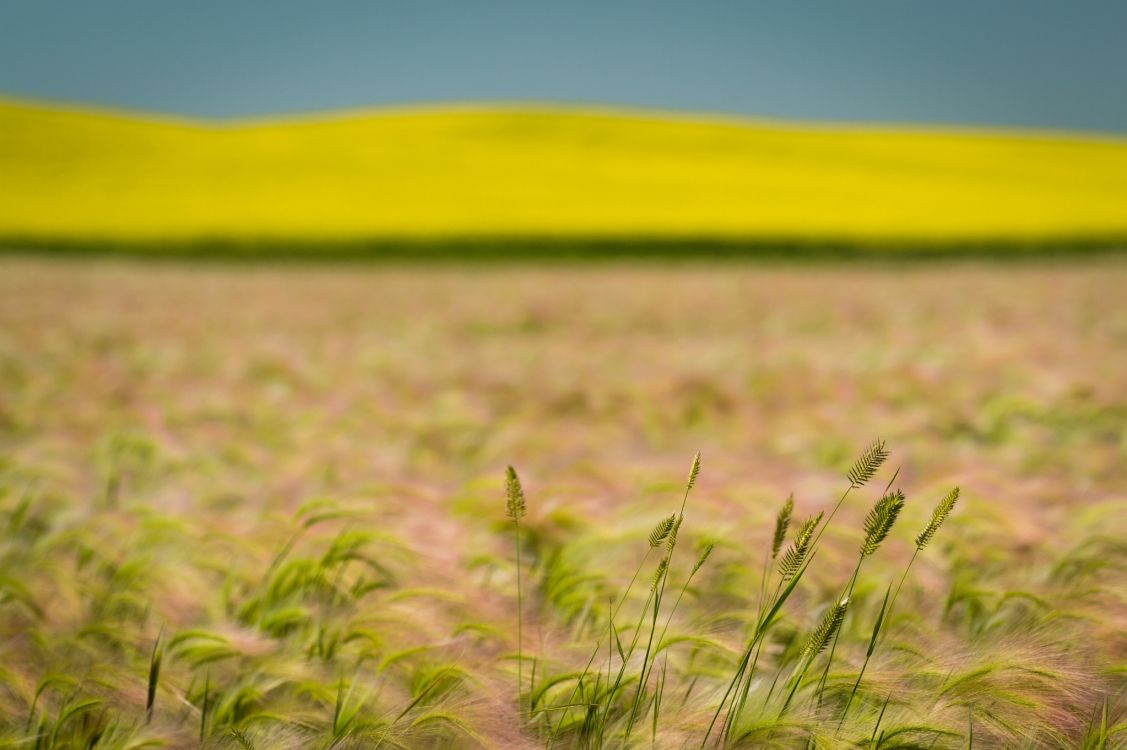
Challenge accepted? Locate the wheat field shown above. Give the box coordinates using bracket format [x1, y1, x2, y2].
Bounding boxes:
[3, 97, 1127, 246]
[0, 258, 1124, 748]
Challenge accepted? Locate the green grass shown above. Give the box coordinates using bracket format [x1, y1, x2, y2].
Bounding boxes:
[2, 438, 1120, 747]
[0, 259, 1125, 747]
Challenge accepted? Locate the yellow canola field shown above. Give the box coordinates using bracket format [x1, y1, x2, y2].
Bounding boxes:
[2, 97, 1127, 242]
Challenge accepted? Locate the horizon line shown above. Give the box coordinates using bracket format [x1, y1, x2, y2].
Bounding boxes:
[5, 91, 1127, 145]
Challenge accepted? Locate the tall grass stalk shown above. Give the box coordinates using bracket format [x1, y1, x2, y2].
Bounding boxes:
[200, 669, 210, 743]
[146, 627, 163, 725]
[595, 564, 666, 745]
[624, 453, 700, 740]
[647, 544, 713, 733]
[652, 653, 668, 745]
[812, 489, 904, 704]
[627, 540, 713, 741]
[868, 691, 892, 748]
[839, 486, 959, 725]
[707, 513, 821, 745]
[546, 514, 676, 743]
[730, 494, 796, 728]
[893, 486, 960, 614]
[706, 439, 887, 746]
[506, 466, 528, 714]
[780, 598, 849, 713]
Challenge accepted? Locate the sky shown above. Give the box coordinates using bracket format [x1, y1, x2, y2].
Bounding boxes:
[2, 1, 1126, 133]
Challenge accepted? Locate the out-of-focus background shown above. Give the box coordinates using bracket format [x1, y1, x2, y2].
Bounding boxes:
[2, 1, 1127, 254]
[1, 3, 1125, 749]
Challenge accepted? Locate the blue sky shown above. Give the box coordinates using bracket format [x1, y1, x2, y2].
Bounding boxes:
[2, 1, 1126, 132]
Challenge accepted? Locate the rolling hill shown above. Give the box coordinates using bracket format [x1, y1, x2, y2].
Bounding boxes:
[2, 96, 1127, 255]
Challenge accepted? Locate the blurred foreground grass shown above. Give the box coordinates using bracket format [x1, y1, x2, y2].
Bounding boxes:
[0, 259, 1125, 747]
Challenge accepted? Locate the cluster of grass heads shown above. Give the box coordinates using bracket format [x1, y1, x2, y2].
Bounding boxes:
[505, 441, 1126, 748]
[0, 429, 1123, 748]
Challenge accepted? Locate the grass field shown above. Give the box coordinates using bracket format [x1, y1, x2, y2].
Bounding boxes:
[3, 97, 1127, 255]
[0, 258, 1124, 748]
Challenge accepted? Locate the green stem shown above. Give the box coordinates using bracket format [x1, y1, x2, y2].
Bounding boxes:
[625, 475, 695, 740]
[838, 548, 919, 728]
[625, 582, 664, 738]
[811, 470, 899, 710]
[726, 636, 766, 743]
[718, 488, 857, 743]
[814, 560, 863, 704]
[887, 548, 920, 636]
[598, 581, 660, 746]
[779, 652, 817, 715]
[515, 517, 524, 716]
[547, 549, 655, 744]
[703, 549, 818, 747]
[706, 465, 886, 747]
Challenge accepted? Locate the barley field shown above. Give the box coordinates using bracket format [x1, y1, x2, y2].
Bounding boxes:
[0, 258, 1125, 748]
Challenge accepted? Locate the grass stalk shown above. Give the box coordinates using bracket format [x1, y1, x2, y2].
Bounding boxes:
[146, 627, 163, 725]
[624, 453, 700, 740]
[506, 466, 528, 716]
[838, 487, 960, 726]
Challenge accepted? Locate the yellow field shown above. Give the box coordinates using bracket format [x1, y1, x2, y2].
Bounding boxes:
[2, 96, 1127, 243]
